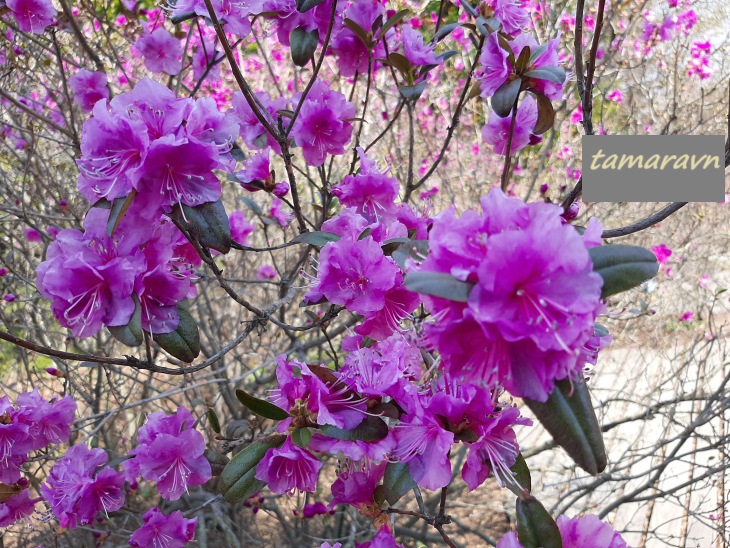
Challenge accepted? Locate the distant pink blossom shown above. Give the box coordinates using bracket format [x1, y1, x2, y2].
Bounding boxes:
[257, 264, 277, 280]
[606, 89, 623, 103]
[6, 0, 56, 33]
[652, 243, 672, 264]
[482, 95, 538, 156]
[68, 70, 109, 113]
[135, 28, 182, 75]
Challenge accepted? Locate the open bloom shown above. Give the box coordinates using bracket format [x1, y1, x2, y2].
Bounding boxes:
[6, 0, 56, 33]
[135, 28, 182, 75]
[482, 95, 538, 155]
[129, 507, 198, 547]
[255, 438, 323, 494]
[69, 69, 110, 113]
[496, 514, 629, 547]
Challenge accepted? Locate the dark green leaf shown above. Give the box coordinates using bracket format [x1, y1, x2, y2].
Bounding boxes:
[106, 189, 137, 237]
[498, 453, 531, 496]
[153, 303, 200, 362]
[236, 389, 290, 421]
[528, 43, 548, 63]
[296, 0, 325, 13]
[344, 18, 371, 47]
[381, 237, 410, 256]
[292, 230, 341, 247]
[220, 436, 286, 502]
[515, 45, 531, 72]
[208, 409, 221, 434]
[290, 27, 319, 67]
[589, 245, 659, 299]
[404, 271, 473, 302]
[377, 8, 410, 39]
[320, 416, 389, 442]
[241, 196, 263, 216]
[387, 52, 414, 76]
[523, 66, 566, 84]
[523, 378, 607, 475]
[491, 78, 522, 118]
[433, 22, 460, 42]
[530, 90, 555, 135]
[457, 0, 478, 18]
[291, 428, 313, 448]
[398, 80, 428, 100]
[381, 461, 416, 505]
[108, 294, 143, 347]
[175, 199, 232, 253]
[516, 495, 563, 548]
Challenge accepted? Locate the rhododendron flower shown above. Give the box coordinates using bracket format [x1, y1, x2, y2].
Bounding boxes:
[6, 0, 56, 33]
[477, 33, 512, 98]
[415, 189, 604, 401]
[392, 413, 454, 490]
[497, 514, 629, 547]
[232, 91, 286, 153]
[69, 69, 109, 113]
[494, 0, 531, 35]
[270, 198, 293, 227]
[229, 210, 254, 245]
[290, 80, 356, 167]
[606, 89, 623, 103]
[255, 438, 323, 494]
[135, 28, 183, 75]
[0, 490, 39, 527]
[652, 243, 672, 264]
[306, 236, 400, 315]
[401, 26, 441, 67]
[482, 95, 538, 155]
[123, 408, 211, 500]
[257, 264, 277, 280]
[356, 527, 407, 548]
[330, 0, 386, 76]
[41, 444, 125, 529]
[329, 463, 385, 510]
[332, 148, 399, 221]
[129, 508, 198, 548]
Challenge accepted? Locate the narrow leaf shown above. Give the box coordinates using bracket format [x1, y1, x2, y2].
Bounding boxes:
[404, 271, 473, 302]
[290, 27, 319, 67]
[530, 90, 555, 135]
[296, 0, 325, 13]
[236, 389, 290, 421]
[153, 303, 200, 362]
[516, 496, 563, 548]
[292, 230, 341, 247]
[381, 461, 416, 505]
[397, 80, 428, 100]
[515, 45, 531, 73]
[176, 199, 232, 253]
[523, 66, 566, 84]
[106, 189, 137, 237]
[377, 8, 410, 39]
[319, 416, 389, 442]
[220, 436, 286, 502]
[433, 22, 460, 42]
[208, 409, 221, 434]
[291, 428, 313, 449]
[344, 18, 371, 47]
[108, 294, 143, 347]
[589, 245, 659, 299]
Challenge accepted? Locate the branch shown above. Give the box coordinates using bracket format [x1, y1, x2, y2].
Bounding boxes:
[601, 202, 688, 239]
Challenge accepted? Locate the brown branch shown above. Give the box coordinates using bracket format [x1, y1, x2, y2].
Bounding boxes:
[601, 202, 688, 239]
[58, 0, 104, 71]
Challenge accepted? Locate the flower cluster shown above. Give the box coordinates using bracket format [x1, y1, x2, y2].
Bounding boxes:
[129, 507, 198, 548]
[497, 514, 629, 547]
[687, 40, 711, 80]
[413, 188, 605, 402]
[123, 407, 212, 500]
[41, 444, 126, 529]
[0, 390, 75, 527]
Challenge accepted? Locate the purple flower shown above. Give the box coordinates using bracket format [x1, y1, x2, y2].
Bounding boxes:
[270, 198, 293, 227]
[135, 28, 182, 75]
[494, 0, 531, 35]
[290, 80, 356, 167]
[392, 413, 454, 490]
[129, 507, 198, 548]
[69, 70, 110, 113]
[477, 33, 512, 98]
[0, 490, 39, 528]
[255, 438, 323, 494]
[134, 136, 221, 216]
[15, 389, 76, 450]
[257, 264, 277, 280]
[123, 408, 211, 501]
[606, 89, 624, 103]
[229, 210, 254, 245]
[330, 463, 385, 509]
[557, 514, 629, 547]
[356, 528, 407, 548]
[330, 0, 385, 76]
[232, 91, 286, 153]
[6, 0, 56, 33]
[306, 236, 399, 315]
[401, 26, 441, 67]
[482, 95, 538, 156]
[652, 243, 672, 264]
[41, 444, 125, 529]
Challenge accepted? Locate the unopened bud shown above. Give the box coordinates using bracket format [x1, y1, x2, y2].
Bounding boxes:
[45, 367, 65, 378]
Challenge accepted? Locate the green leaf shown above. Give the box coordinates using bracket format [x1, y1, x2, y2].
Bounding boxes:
[344, 18, 371, 47]
[387, 52, 414, 76]
[290, 27, 319, 67]
[433, 22, 461, 42]
[523, 378, 607, 475]
[381, 237, 410, 256]
[529, 90, 555, 135]
[152, 303, 200, 362]
[296, 0, 325, 13]
[381, 461, 416, 505]
[106, 189, 137, 237]
[377, 8, 410, 39]
[515, 45, 531, 73]
[208, 408, 221, 434]
[219, 436, 286, 502]
[397, 80, 428, 100]
[498, 453, 531, 496]
[175, 199, 232, 253]
[523, 66, 566, 84]
[589, 245, 659, 299]
[404, 271, 473, 302]
[319, 416, 389, 442]
[108, 294, 143, 347]
[236, 389, 290, 421]
[528, 43, 548, 63]
[241, 196, 263, 216]
[491, 78, 522, 118]
[516, 495, 563, 548]
[292, 230, 341, 247]
[291, 428, 313, 449]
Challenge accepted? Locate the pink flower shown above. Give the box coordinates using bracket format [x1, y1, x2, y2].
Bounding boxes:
[679, 311, 694, 322]
[6, 0, 56, 33]
[606, 89, 623, 103]
[290, 80, 356, 167]
[494, 0, 531, 35]
[135, 28, 182, 75]
[41, 444, 125, 529]
[24, 228, 41, 243]
[232, 92, 286, 153]
[68, 70, 110, 113]
[257, 264, 277, 280]
[497, 514, 629, 547]
[477, 33, 512, 98]
[129, 508, 197, 547]
[270, 198, 293, 227]
[652, 243, 672, 264]
[482, 95, 538, 156]
[229, 211, 254, 245]
[255, 438, 323, 494]
[332, 148, 399, 221]
[356, 527, 407, 548]
[0, 490, 39, 528]
[401, 26, 441, 67]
